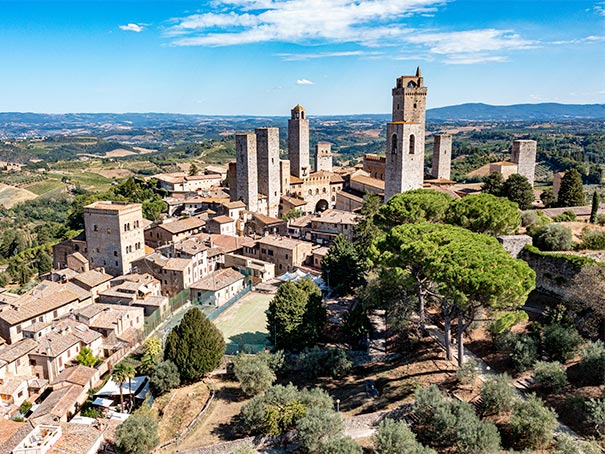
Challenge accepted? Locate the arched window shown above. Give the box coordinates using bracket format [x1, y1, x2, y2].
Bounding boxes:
[391, 134, 398, 154]
[409, 134, 415, 154]
[407, 81, 416, 88]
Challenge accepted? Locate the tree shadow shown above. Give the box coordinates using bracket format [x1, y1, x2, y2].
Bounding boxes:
[227, 331, 269, 354]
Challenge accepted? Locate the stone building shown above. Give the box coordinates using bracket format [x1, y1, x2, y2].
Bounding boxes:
[384, 68, 427, 200]
[432, 134, 452, 180]
[236, 133, 259, 213]
[288, 105, 310, 178]
[315, 142, 333, 173]
[84, 201, 145, 276]
[243, 235, 313, 274]
[256, 127, 281, 218]
[511, 139, 537, 186]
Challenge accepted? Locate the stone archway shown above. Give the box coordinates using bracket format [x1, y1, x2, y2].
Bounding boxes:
[315, 199, 329, 212]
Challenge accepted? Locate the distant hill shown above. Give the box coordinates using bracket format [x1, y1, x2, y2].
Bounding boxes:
[426, 103, 605, 121]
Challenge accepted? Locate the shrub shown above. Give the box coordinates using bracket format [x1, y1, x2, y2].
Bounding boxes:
[553, 210, 577, 222]
[586, 398, 605, 436]
[578, 341, 605, 385]
[19, 401, 32, 415]
[533, 361, 568, 393]
[480, 374, 518, 415]
[373, 419, 436, 454]
[510, 334, 539, 372]
[531, 224, 574, 251]
[543, 323, 582, 362]
[488, 311, 529, 336]
[509, 394, 558, 449]
[413, 385, 501, 453]
[321, 436, 362, 454]
[230, 444, 258, 454]
[596, 214, 605, 226]
[581, 230, 605, 250]
[456, 358, 480, 385]
[299, 347, 352, 379]
[296, 407, 344, 453]
[115, 411, 159, 454]
[554, 433, 601, 454]
[233, 354, 276, 397]
[150, 360, 180, 396]
[239, 384, 333, 435]
[521, 210, 538, 227]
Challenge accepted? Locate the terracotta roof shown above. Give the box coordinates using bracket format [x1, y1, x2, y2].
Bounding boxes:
[76, 304, 141, 330]
[289, 175, 303, 184]
[490, 161, 518, 166]
[159, 215, 206, 234]
[210, 215, 235, 224]
[84, 201, 140, 212]
[281, 195, 307, 207]
[30, 385, 84, 423]
[351, 174, 385, 190]
[33, 331, 81, 358]
[173, 237, 209, 257]
[0, 421, 33, 454]
[51, 365, 97, 388]
[313, 209, 358, 225]
[253, 213, 283, 225]
[71, 270, 112, 289]
[0, 378, 26, 396]
[0, 338, 38, 363]
[330, 174, 345, 183]
[222, 200, 246, 209]
[0, 282, 80, 325]
[191, 268, 245, 291]
[164, 258, 191, 271]
[208, 234, 256, 253]
[257, 235, 310, 250]
[50, 422, 103, 454]
[336, 191, 364, 202]
[288, 214, 314, 228]
[54, 319, 103, 345]
[67, 252, 87, 264]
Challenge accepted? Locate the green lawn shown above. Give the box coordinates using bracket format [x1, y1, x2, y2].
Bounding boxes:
[214, 292, 272, 354]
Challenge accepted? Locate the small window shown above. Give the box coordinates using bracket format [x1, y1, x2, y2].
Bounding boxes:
[409, 134, 416, 154]
[114, 251, 118, 257]
[93, 225, 98, 232]
[391, 134, 398, 154]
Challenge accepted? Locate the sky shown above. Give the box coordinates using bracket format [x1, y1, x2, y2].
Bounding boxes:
[0, 0, 604, 115]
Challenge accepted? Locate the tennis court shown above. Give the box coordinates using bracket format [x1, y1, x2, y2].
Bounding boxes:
[214, 291, 273, 354]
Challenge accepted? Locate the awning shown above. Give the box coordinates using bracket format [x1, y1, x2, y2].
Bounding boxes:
[94, 376, 147, 397]
[92, 397, 114, 408]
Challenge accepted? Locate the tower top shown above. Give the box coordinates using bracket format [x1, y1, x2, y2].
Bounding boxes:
[416, 66, 422, 77]
[291, 104, 306, 120]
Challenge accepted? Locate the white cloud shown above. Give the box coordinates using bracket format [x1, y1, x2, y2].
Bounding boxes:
[442, 54, 508, 65]
[167, 0, 445, 46]
[296, 79, 315, 85]
[276, 50, 382, 61]
[119, 23, 144, 33]
[595, 2, 605, 16]
[406, 29, 536, 55]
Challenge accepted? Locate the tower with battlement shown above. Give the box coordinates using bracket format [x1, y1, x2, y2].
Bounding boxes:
[315, 142, 332, 173]
[511, 140, 537, 186]
[384, 67, 427, 200]
[256, 127, 280, 217]
[432, 134, 452, 180]
[288, 105, 310, 179]
[236, 133, 258, 212]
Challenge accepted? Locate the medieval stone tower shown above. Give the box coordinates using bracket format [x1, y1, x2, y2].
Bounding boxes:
[315, 142, 332, 172]
[511, 139, 537, 186]
[256, 127, 280, 217]
[235, 133, 258, 212]
[384, 67, 427, 201]
[432, 134, 452, 180]
[288, 104, 310, 179]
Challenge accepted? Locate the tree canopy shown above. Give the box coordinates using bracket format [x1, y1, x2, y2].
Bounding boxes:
[502, 174, 534, 210]
[321, 234, 365, 296]
[557, 169, 585, 207]
[115, 410, 159, 454]
[377, 189, 453, 229]
[445, 193, 521, 236]
[164, 307, 225, 383]
[266, 278, 327, 351]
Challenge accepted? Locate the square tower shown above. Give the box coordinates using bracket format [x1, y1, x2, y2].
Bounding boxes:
[432, 134, 452, 180]
[280, 160, 291, 196]
[84, 201, 145, 276]
[384, 68, 427, 201]
[288, 104, 310, 179]
[314, 142, 332, 172]
[511, 140, 537, 186]
[236, 133, 258, 212]
[256, 127, 280, 218]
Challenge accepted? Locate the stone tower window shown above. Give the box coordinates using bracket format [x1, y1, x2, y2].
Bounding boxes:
[391, 134, 398, 154]
[409, 135, 415, 154]
[407, 81, 416, 88]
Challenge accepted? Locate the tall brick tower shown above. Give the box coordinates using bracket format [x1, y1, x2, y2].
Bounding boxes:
[314, 142, 332, 172]
[511, 139, 537, 186]
[288, 104, 310, 179]
[432, 134, 452, 180]
[256, 127, 280, 218]
[236, 133, 258, 212]
[384, 67, 427, 201]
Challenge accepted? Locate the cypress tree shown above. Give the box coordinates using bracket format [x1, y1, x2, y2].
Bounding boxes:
[164, 307, 225, 383]
[557, 170, 585, 207]
[590, 191, 599, 224]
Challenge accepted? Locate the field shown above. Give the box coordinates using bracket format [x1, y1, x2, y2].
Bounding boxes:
[214, 292, 272, 354]
[0, 183, 37, 207]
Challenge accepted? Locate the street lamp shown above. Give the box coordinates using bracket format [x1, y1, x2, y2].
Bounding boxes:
[336, 399, 340, 413]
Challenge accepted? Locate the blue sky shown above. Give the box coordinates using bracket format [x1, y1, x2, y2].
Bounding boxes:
[0, 0, 603, 115]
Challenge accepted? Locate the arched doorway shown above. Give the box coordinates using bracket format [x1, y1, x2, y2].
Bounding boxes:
[315, 199, 329, 212]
